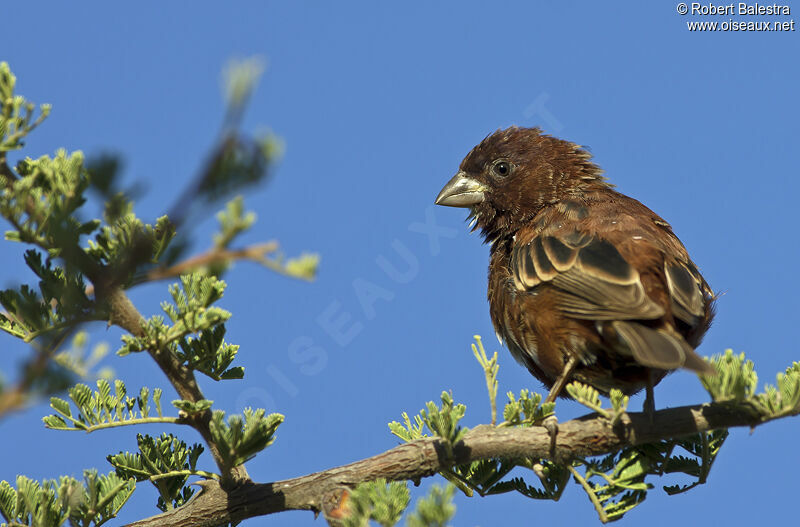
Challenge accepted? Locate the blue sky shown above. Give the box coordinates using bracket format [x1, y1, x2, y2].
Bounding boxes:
[2, 2, 799, 525]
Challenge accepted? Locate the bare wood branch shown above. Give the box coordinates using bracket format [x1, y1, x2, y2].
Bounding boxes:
[83, 241, 285, 299]
[143, 241, 278, 282]
[125, 399, 779, 527]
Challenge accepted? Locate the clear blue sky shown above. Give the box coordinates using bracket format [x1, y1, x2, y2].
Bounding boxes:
[2, 2, 799, 525]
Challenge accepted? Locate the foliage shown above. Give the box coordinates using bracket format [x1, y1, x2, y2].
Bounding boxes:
[0, 470, 134, 527]
[53, 331, 114, 381]
[390, 338, 800, 523]
[405, 485, 456, 527]
[338, 481, 456, 527]
[0, 62, 50, 153]
[214, 196, 255, 250]
[208, 408, 284, 470]
[342, 479, 410, 527]
[389, 392, 467, 445]
[701, 349, 758, 402]
[86, 214, 175, 280]
[1, 56, 799, 527]
[43, 379, 168, 432]
[0, 249, 95, 343]
[107, 433, 208, 512]
[501, 389, 556, 427]
[565, 381, 629, 424]
[753, 361, 800, 417]
[0, 59, 312, 524]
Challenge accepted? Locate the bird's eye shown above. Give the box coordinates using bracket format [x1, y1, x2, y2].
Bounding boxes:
[491, 160, 512, 178]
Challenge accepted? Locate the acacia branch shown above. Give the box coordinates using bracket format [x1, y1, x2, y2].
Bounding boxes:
[143, 241, 278, 282]
[82, 242, 285, 300]
[0, 328, 74, 417]
[101, 286, 250, 484]
[125, 399, 783, 527]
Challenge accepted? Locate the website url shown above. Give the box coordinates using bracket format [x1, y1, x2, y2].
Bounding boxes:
[687, 19, 795, 30]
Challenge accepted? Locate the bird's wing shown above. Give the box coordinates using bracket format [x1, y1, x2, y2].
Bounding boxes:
[510, 227, 713, 373]
[664, 259, 708, 327]
[510, 231, 665, 320]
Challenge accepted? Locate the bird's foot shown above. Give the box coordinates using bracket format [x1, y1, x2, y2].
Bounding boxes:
[542, 415, 559, 458]
[643, 377, 656, 424]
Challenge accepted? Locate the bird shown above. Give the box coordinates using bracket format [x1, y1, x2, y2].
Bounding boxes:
[435, 126, 715, 410]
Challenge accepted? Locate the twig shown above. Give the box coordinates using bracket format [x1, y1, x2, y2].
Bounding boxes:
[82, 241, 284, 298]
[144, 241, 278, 282]
[0, 327, 75, 417]
[567, 465, 608, 523]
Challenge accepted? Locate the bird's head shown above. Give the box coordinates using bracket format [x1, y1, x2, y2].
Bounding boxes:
[435, 126, 608, 242]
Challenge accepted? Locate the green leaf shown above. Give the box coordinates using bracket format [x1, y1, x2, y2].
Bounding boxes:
[107, 433, 206, 512]
[44, 379, 169, 432]
[501, 389, 554, 427]
[0, 284, 57, 341]
[208, 408, 284, 469]
[418, 392, 467, 445]
[0, 62, 51, 152]
[282, 253, 319, 280]
[175, 324, 243, 381]
[565, 381, 608, 418]
[449, 458, 518, 497]
[171, 398, 213, 415]
[116, 274, 232, 357]
[388, 412, 426, 442]
[701, 349, 757, 402]
[609, 389, 629, 414]
[1, 150, 92, 253]
[71, 470, 136, 526]
[85, 212, 176, 274]
[0, 470, 133, 527]
[213, 196, 256, 250]
[753, 361, 800, 417]
[406, 484, 456, 527]
[486, 461, 569, 501]
[0, 479, 18, 521]
[342, 479, 410, 527]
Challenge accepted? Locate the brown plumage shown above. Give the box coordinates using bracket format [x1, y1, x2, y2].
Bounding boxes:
[436, 127, 715, 404]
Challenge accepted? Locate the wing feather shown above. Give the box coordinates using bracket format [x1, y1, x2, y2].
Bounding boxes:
[511, 232, 664, 320]
[665, 261, 706, 326]
[611, 321, 714, 374]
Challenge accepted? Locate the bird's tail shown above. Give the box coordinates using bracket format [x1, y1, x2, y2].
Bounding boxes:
[610, 320, 716, 376]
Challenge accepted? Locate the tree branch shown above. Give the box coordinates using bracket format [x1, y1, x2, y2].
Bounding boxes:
[101, 286, 250, 485]
[143, 241, 278, 282]
[125, 399, 779, 527]
[0, 327, 75, 418]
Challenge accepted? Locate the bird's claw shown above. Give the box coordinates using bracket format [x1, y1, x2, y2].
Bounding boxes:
[542, 415, 559, 457]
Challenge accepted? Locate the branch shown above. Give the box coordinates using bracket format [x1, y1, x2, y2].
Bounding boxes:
[125, 399, 778, 527]
[0, 327, 75, 418]
[101, 286, 249, 485]
[0, 158, 17, 183]
[83, 241, 291, 298]
[143, 241, 278, 282]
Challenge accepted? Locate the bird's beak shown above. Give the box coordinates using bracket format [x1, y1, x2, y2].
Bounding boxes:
[435, 172, 487, 207]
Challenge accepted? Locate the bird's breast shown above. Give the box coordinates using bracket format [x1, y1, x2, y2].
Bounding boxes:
[487, 242, 558, 382]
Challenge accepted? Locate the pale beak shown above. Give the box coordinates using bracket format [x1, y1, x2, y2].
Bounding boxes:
[435, 172, 486, 207]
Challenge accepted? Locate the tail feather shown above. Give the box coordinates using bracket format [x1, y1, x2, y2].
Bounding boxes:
[611, 321, 715, 375]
